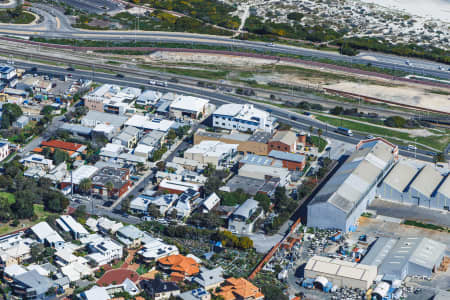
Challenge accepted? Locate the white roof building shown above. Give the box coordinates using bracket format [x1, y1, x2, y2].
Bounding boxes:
[305, 255, 377, 290]
[159, 179, 200, 194]
[184, 141, 237, 167]
[30, 222, 65, 249]
[56, 215, 89, 239]
[201, 193, 220, 213]
[20, 154, 54, 170]
[138, 235, 179, 262]
[79, 286, 110, 300]
[170, 95, 209, 118]
[125, 115, 174, 132]
[62, 165, 98, 185]
[87, 238, 123, 266]
[213, 104, 275, 133]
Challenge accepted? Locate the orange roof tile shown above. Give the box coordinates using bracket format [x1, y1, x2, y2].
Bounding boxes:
[41, 140, 85, 152]
[158, 254, 200, 276]
[215, 277, 264, 300]
[33, 147, 43, 153]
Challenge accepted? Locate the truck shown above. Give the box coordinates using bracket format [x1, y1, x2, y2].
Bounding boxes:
[335, 127, 353, 136]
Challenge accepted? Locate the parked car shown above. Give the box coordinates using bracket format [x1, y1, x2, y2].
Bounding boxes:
[407, 144, 417, 151]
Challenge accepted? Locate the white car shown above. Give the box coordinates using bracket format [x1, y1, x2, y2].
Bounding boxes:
[407, 144, 417, 151]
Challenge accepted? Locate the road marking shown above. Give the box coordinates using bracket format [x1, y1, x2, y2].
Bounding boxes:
[56, 17, 61, 30]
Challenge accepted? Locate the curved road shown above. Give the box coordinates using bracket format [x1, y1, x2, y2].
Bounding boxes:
[0, 3, 449, 80]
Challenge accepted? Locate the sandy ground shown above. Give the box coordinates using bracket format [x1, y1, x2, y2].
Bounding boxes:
[326, 81, 450, 113]
[354, 216, 450, 246]
[145, 51, 450, 113]
[360, 0, 450, 22]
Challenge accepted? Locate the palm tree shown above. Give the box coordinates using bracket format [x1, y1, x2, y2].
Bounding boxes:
[317, 128, 323, 151]
[309, 125, 314, 137]
[79, 178, 92, 195]
[105, 181, 114, 198]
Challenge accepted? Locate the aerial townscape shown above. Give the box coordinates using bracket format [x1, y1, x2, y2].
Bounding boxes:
[0, 0, 448, 300]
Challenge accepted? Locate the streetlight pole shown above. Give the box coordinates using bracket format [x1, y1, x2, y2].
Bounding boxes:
[414, 138, 417, 159]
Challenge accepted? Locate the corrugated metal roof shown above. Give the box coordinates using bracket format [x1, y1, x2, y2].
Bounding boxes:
[309, 140, 394, 215]
[269, 150, 305, 163]
[437, 175, 450, 198]
[382, 162, 418, 192]
[409, 165, 443, 197]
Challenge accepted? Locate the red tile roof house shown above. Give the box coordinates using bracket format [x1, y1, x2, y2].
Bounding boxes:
[40, 140, 87, 158]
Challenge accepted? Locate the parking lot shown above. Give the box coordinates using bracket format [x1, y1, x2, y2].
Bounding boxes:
[368, 198, 450, 227]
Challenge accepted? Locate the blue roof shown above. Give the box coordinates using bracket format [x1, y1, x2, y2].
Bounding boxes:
[269, 150, 305, 163]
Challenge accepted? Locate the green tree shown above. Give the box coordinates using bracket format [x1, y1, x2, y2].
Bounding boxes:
[105, 181, 114, 197]
[52, 149, 69, 165]
[148, 204, 161, 218]
[254, 193, 271, 212]
[1, 103, 23, 129]
[0, 195, 12, 222]
[79, 178, 92, 195]
[317, 128, 323, 150]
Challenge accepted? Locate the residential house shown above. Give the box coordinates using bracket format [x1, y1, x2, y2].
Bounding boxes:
[200, 193, 220, 213]
[56, 215, 89, 239]
[158, 254, 200, 281]
[140, 278, 180, 300]
[170, 189, 200, 219]
[138, 235, 179, 263]
[214, 277, 264, 300]
[13, 115, 29, 129]
[179, 288, 211, 300]
[113, 126, 141, 148]
[30, 222, 65, 249]
[87, 238, 123, 266]
[194, 267, 225, 291]
[10, 269, 54, 300]
[20, 154, 54, 171]
[228, 198, 262, 235]
[130, 193, 178, 216]
[135, 90, 161, 107]
[79, 285, 110, 300]
[40, 140, 87, 157]
[116, 225, 144, 248]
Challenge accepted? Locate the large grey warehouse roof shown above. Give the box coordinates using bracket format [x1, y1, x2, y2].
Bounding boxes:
[309, 139, 395, 215]
[361, 237, 398, 267]
[377, 237, 446, 280]
[382, 161, 418, 193]
[436, 175, 450, 198]
[409, 165, 443, 197]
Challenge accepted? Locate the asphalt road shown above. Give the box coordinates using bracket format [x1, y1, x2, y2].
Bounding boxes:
[3, 58, 434, 162]
[0, 3, 449, 80]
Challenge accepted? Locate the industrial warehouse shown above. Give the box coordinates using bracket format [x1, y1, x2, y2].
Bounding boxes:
[377, 161, 450, 210]
[304, 255, 377, 290]
[307, 138, 398, 232]
[361, 236, 447, 281]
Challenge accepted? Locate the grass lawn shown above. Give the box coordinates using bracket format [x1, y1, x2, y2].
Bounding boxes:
[112, 259, 125, 269]
[136, 264, 151, 275]
[315, 114, 448, 151]
[0, 192, 15, 204]
[0, 204, 57, 236]
[0, 10, 36, 24]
